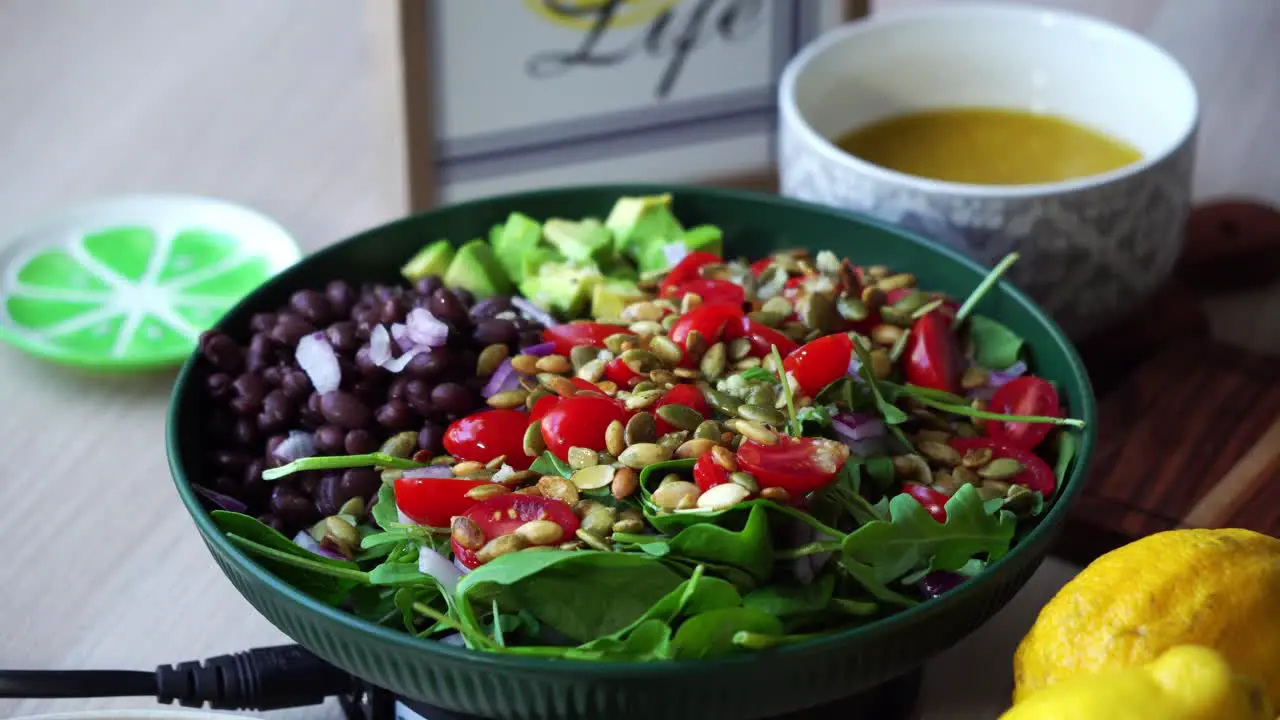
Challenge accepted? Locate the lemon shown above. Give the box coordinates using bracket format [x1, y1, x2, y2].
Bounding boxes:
[0, 195, 298, 370]
[1001, 645, 1273, 720]
[1013, 528, 1280, 710]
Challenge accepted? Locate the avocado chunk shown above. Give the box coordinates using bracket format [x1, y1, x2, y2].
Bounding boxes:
[521, 245, 564, 281]
[543, 217, 614, 267]
[605, 194, 684, 258]
[518, 262, 601, 317]
[590, 278, 647, 321]
[492, 212, 543, 282]
[444, 239, 515, 300]
[400, 240, 455, 282]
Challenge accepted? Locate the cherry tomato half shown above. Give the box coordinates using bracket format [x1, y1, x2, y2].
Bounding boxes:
[904, 312, 963, 394]
[604, 357, 644, 388]
[543, 322, 620, 357]
[903, 483, 950, 523]
[725, 316, 799, 359]
[395, 476, 491, 528]
[450, 493, 580, 569]
[444, 409, 533, 470]
[658, 251, 721, 298]
[949, 436, 1057, 496]
[540, 393, 633, 461]
[652, 383, 713, 436]
[735, 436, 849, 496]
[529, 394, 559, 423]
[669, 302, 744, 350]
[749, 258, 774, 276]
[985, 376, 1061, 450]
[692, 453, 731, 493]
[666, 278, 745, 306]
[783, 333, 854, 397]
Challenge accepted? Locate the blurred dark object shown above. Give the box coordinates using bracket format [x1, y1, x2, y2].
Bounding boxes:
[1177, 199, 1280, 294]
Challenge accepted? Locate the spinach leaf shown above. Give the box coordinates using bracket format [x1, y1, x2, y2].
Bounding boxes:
[372, 482, 399, 531]
[841, 485, 1017, 584]
[529, 451, 574, 478]
[796, 404, 833, 436]
[661, 557, 759, 592]
[349, 585, 399, 626]
[368, 560, 436, 587]
[865, 456, 896, 490]
[837, 558, 919, 607]
[738, 367, 775, 383]
[262, 452, 423, 481]
[815, 376, 875, 413]
[743, 574, 835, 618]
[455, 550, 684, 644]
[212, 511, 365, 604]
[967, 315, 1025, 371]
[580, 567, 741, 654]
[671, 607, 783, 659]
[662, 504, 774, 581]
[573, 619, 675, 661]
[394, 584, 451, 636]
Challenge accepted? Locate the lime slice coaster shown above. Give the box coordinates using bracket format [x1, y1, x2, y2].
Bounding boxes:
[0, 194, 300, 370]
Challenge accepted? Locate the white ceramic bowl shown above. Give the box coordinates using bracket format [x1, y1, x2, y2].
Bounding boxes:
[778, 2, 1198, 337]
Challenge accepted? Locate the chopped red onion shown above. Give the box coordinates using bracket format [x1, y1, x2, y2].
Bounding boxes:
[988, 360, 1028, 388]
[832, 415, 886, 458]
[511, 297, 557, 329]
[846, 355, 866, 383]
[295, 332, 341, 394]
[293, 530, 349, 561]
[522, 341, 555, 357]
[919, 571, 967, 598]
[372, 323, 425, 372]
[405, 308, 450, 347]
[453, 556, 472, 576]
[662, 242, 689, 267]
[397, 507, 414, 525]
[390, 322, 408, 344]
[419, 546, 464, 593]
[193, 484, 247, 513]
[482, 358, 523, 398]
[401, 465, 454, 479]
[272, 430, 317, 463]
[781, 517, 832, 585]
[439, 633, 467, 646]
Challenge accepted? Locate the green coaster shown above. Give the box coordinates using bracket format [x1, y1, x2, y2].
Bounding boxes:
[0, 194, 300, 370]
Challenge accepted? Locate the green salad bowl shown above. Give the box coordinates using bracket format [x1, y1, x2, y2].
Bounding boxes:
[167, 184, 1096, 720]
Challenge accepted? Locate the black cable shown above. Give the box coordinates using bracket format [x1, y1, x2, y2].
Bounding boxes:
[0, 644, 359, 711]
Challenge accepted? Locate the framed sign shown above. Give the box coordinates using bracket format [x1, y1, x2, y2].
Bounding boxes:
[368, 0, 870, 211]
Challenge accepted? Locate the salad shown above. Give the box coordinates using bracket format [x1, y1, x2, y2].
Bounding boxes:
[195, 194, 1085, 661]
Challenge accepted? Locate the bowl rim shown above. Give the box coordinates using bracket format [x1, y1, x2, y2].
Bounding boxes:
[166, 183, 1097, 677]
[778, 2, 1200, 199]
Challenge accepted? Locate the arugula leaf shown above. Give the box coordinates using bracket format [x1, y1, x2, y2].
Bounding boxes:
[841, 485, 1017, 584]
[262, 452, 424, 481]
[662, 504, 774, 582]
[455, 550, 684, 644]
[967, 315, 1025, 370]
[837, 558, 919, 607]
[660, 556, 759, 592]
[212, 511, 365, 604]
[368, 560, 436, 587]
[743, 573, 835, 618]
[852, 341, 909, 425]
[1051, 430, 1078, 502]
[372, 482, 399, 531]
[865, 456, 896, 490]
[815, 376, 876, 413]
[349, 585, 399, 626]
[529, 451, 574, 478]
[671, 607, 784, 659]
[738, 367, 775, 383]
[796, 404, 833, 436]
[953, 252, 1019, 326]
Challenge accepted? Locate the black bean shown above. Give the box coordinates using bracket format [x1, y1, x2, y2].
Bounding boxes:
[290, 289, 333, 326]
[404, 347, 448, 379]
[326, 280, 358, 315]
[325, 321, 359, 352]
[404, 380, 433, 415]
[319, 391, 371, 429]
[250, 312, 277, 333]
[213, 450, 250, 472]
[469, 296, 512, 320]
[300, 392, 325, 427]
[418, 422, 444, 456]
[281, 370, 312, 402]
[474, 318, 518, 346]
[314, 424, 346, 454]
[428, 287, 470, 327]
[344, 429, 378, 454]
[270, 481, 314, 520]
[430, 381, 474, 416]
[230, 374, 265, 415]
[375, 400, 415, 430]
[233, 417, 259, 446]
[265, 434, 286, 461]
[379, 298, 406, 325]
[452, 288, 475, 307]
[413, 275, 441, 296]
[298, 472, 321, 497]
[387, 376, 410, 402]
[212, 475, 240, 495]
[257, 514, 285, 532]
[372, 285, 399, 303]
[270, 312, 315, 346]
[243, 459, 266, 492]
[519, 331, 545, 350]
[354, 346, 383, 377]
[351, 303, 380, 327]
[262, 365, 284, 387]
[314, 472, 350, 516]
[340, 468, 381, 499]
[201, 331, 244, 373]
[351, 378, 386, 406]
[247, 334, 278, 372]
[206, 372, 234, 400]
[258, 390, 294, 433]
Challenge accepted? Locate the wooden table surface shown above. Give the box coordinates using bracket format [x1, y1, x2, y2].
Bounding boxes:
[0, 1, 1276, 719]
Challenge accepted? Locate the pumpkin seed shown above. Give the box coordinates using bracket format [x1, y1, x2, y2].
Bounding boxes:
[510, 354, 540, 375]
[760, 486, 790, 503]
[649, 335, 684, 366]
[703, 446, 734, 474]
[952, 466, 980, 487]
[961, 366, 990, 390]
[569, 345, 600, 370]
[525, 387, 551, 411]
[971, 398, 989, 432]
[726, 337, 753, 361]
[976, 482, 1009, 502]
[623, 389, 663, 411]
[624, 412, 658, 445]
[514, 519, 564, 546]
[1003, 485, 1038, 514]
[570, 463, 614, 491]
[685, 329, 707, 362]
[624, 301, 664, 322]
[567, 446, 599, 470]
[605, 419, 626, 456]
[864, 264, 890, 279]
[700, 342, 727, 380]
[581, 506, 617, 536]
[621, 348, 663, 374]
[652, 480, 701, 511]
[477, 534, 528, 563]
[734, 357, 761, 371]
[338, 496, 366, 517]
[575, 527, 613, 551]
[612, 518, 645, 534]
[876, 273, 915, 292]
[323, 515, 360, 548]
[729, 471, 760, 494]
[597, 452, 616, 465]
[577, 358, 607, 383]
[675, 438, 716, 459]
[962, 447, 994, 468]
[538, 373, 578, 397]
[487, 389, 529, 410]
[680, 292, 702, 315]
[860, 285, 886, 309]
[378, 431, 419, 459]
[477, 344, 510, 377]
[870, 323, 904, 346]
[836, 296, 869, 322]
[978, 457, 1023, 481]
[659, 472, 684, 487]
[799, 293, 836, 334]
[761, 296, 793, 318]
[515, 486, 543, 496]
[381, 468, 404, 483]
[781, 321, 809, 342]
[558, 540, 584, 551]
[465, 483, 511, 502]
[911, 408, 952, 431]
[618, 442, 672, 469]
[534, 354, 572, 374]
[697, 482, 750, 510]
[863, 349, 891, 381]
[536, 475, 580, 504]
[705, 388, 741, 417]
[629, 320, 664, 337]
[604, 333, 637, 354]
[694, 420, 722, 441]
[451, 516, 486, 550]
[633, 380, 658, 394]
[745, 384, 777, 408]
[523, 421, 546, 457]
[892, 454, 932, 484]
[611, 466, 639, 500]
[890, 290, 927, 315]
[597, 380, 619, 395]
[919, 440, 962, 467]
[657, 432, 688, 454]
[732, 419, 778, 444]
[738, 403, 785, 426]
[519, 376, 540, 392]
[916, 429, 952, 443]
[452, 460, 484, 475]
[931, 473, 958, 496]
[656, 403, 704, 431]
